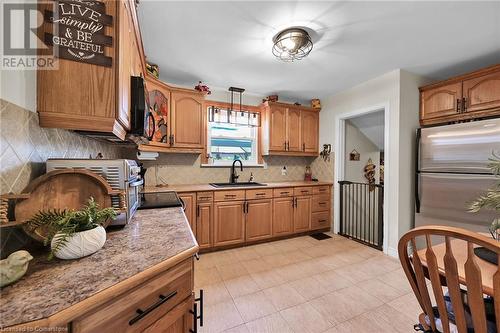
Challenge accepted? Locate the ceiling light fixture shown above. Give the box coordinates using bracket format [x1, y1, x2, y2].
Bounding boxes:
[272, 27, 313, 62]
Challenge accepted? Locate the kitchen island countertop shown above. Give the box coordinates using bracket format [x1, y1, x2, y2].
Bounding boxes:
[0, 207, 198, 328]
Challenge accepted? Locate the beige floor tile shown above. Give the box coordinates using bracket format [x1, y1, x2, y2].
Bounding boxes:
[310, 285, 383, 325]
[334, 262, 376, 283]
[196, 267, 223, 287]
[223, 324, 250, 333]
[201, 300, 244, 333]
[285, 250, 312, 264]
[213, 250, 241, 266]
[234, 291, 277, 322]
[241, 258, 273, 274]
[270, 239, 301, 252]
[387, 292, 422, 322]
[224, 275, 261, 298]
[301, 244, 331, 258]
[332, 251, 365, 265]
[288, 276, 330, 301]
[377, 268, 413, 294]
[245, 313, 294, 333]
[324, 315, 388, 333]
[285, 237, 316, 249]
[250, 269, 284, 289]
[274, 263, 310, 282]
[197, 253, 218, 269]
[349, 246, 383, 259]
[199, 282, 233, 306]
[356, 278, 406, 303]
[312, 270, 353, 292]
[315, 254, 350, 270]
[217, 262, 250, 280]
[262, 283, 307, 311]
[360, 304, 416, 333]
[261, 253, 294, 267]
[234, 247, 261, 261]
[252, 242, 282, 256]
[362, 256, 401, 275]
[280, 302, 334, 333]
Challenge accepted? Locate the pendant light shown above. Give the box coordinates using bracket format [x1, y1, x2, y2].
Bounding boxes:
[208, 87, 261, 127]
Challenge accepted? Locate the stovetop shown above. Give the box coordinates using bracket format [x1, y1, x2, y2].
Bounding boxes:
[138, 191, 183, 210]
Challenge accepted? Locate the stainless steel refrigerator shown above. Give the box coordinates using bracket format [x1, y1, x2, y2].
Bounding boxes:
[415, 118, 500, 233]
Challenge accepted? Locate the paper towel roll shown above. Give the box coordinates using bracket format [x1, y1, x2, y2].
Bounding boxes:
[137, 151, 159, 160]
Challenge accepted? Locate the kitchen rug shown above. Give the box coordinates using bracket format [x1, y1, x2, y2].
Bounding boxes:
[310, 233, 332, 240]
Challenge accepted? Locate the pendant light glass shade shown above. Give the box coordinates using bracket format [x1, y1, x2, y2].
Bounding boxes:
[208, 106, 261, 127]
[272, 27, 313, 62]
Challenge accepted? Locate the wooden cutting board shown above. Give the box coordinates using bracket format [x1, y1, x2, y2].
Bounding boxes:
[1, 169, 125, 241]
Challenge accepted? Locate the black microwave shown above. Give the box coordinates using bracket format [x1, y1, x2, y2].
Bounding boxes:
[130, 76, 154, 140]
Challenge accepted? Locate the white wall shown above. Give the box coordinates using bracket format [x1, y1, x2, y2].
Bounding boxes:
[0, 69, 36, 111]
[344, 120, 381, 184]
[320, 69, 430, 256]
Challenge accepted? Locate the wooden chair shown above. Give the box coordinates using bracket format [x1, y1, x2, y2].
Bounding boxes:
[398, 225, 500, 333]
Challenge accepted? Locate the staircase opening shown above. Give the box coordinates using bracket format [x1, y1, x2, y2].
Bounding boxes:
[338, 111, 385, 250]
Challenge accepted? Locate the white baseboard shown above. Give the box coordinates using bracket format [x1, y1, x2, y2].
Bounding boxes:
[386, 246, 398, 258]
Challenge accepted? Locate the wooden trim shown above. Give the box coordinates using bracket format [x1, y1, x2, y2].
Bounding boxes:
[144, 73, 204, 96]
[261, 101, 320, 112]
[138, 143, 203, 154]
[419, 63, 500, 91]
[267, 150, 319, 157]
[5, 248, 199, 330]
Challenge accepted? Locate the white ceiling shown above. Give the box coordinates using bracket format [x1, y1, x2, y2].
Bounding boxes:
[138, 1, 500, 101]
[348, 110, 385, 150]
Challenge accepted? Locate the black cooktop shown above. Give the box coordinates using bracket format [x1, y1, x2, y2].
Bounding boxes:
[139, 191, 183, 210]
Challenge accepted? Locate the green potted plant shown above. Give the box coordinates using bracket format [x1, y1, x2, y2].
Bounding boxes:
[468, 152, 500, 263]
[25, 198, 116, 260]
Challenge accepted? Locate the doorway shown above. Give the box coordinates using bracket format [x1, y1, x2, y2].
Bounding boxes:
[334, 106, 390, 253]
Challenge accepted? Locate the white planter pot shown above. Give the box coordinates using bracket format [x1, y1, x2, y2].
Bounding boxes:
[51, 226, 106, 260]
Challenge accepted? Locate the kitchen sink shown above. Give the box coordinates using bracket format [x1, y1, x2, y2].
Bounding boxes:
[210, 182, 267, 188]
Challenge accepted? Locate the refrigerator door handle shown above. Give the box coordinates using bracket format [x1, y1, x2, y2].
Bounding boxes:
[415, 129, 421, 213]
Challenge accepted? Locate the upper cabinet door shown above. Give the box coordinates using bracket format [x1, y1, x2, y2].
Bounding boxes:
[170, 91, 203, 148]
[420, 82, 462, 122]
[301, 111, 319, 153]
[463, 69, 500, 113]
[287, 108, 302, 152]
[269, 106, 287, 151]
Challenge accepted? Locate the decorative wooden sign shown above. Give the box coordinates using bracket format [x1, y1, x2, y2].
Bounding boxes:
[44, 0, 113, 67]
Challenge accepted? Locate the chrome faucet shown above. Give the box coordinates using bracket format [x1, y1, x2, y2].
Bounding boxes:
[230, 159, 243, 184]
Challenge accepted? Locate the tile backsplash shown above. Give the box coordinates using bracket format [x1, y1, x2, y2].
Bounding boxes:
[135, 153, 333, 186]
[0, 99, 121, 194]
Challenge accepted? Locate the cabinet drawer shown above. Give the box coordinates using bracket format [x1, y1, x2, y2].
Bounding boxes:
[273, 188, 294, 197]
[72, 259, 193, 333]
[246, 188, 273, 200]
[294, 187, 312, 196]
[197, 192, 213, 202]
[214, 190, 246, 202]
[311, 211, 330, 229]
[312, 195, 331, 212]
[313, 186, 330, 195]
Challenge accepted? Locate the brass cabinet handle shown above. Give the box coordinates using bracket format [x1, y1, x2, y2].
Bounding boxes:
[462, 97, 467, 113]
[303, 143, 305, 151]
[456, 98, 460, 113]
[318, 219, 327, 223]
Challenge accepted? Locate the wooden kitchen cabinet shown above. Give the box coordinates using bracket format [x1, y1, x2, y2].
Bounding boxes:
[301, 111, 319, 153]
[262, 101, 320, 156]
[268, 105, 288, 151]
[420, 64, 500, 126]
[170, 91, 204, 148]
[196, 202, 213, 249]
[179, 193, 196, 235]
[287, 108, 302, 152]
[272, 197, 294, 236]
[38, 0, 145, 140]
[246, 199, 273, 241]
[213, 201, 245, 247]
[293, 196, 312, 232]
[463, 68, 500, 114]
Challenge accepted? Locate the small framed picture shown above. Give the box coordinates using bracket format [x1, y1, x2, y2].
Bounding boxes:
[349, 149, 360, 161]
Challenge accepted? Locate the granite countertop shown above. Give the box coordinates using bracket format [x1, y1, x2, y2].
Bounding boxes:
[0, 207, 198, 328]
[143, 180, 333, 193]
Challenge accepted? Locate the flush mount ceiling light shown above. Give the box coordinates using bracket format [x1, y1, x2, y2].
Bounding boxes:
[272, 27, 313, 62]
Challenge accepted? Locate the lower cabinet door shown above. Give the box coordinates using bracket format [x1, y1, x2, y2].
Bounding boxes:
[294, 196, 312, 232]
[196, 203, 213, 249]
[142, 295, 194, 333]
[214, 201, 245, 246]
[179, 193, 196, 235]
[272, 197, 294, 236]
[246, 199, 273, 241]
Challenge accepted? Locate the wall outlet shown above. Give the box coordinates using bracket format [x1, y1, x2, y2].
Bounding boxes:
[281, 166, 287, 176]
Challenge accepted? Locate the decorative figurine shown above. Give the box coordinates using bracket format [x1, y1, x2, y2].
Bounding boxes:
[0, 250, 33, 288]
[194, 81, 211, 95]
[311, 99, 321, 109]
